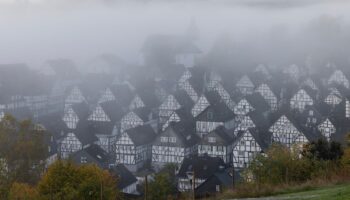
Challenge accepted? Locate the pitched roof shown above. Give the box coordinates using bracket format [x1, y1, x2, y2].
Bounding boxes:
[245, 93, 270, 113]
[110, 164, 137, 190]
[125, 124, 156, 146]
[177, 154, 226, 179]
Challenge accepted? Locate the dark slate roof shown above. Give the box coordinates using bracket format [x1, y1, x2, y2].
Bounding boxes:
[87, 121, 116, 136]
[248, 128, 270, 151]
[173, 89, 194, 109]
[125, 124, 156, 146]
[110, 84, 135, 107]
[200, 126, 233, 146]
[110, 164, 137, 190]
[247, 110, 269, 129]
[71, 144, 110, 168]
[71, 101, 90, 120]
[177, 154, 226, 179]
[195, 170, 233, 196]
[174, 107, 194, 122]
[134, 80, 161, 108]
[245, 92, 270, 113]
[196, 101, 235, 122]
[100, 101, 125, 123]
[133, 107, 152, 122]
[74, 120, 99, 145]
[160, 121, 199, 147]
[37, 112, 68, 140]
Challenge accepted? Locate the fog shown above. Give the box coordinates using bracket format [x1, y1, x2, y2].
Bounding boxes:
[1, 0, 350, 69]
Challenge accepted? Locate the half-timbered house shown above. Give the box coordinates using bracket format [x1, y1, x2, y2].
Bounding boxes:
[120, 107, 152, 133]
[290, 89, 314, 112]
[328, 69, 349, 89]
[65, 86, 86, 107]
[152, 121, 199, 171]
[194, 93, 235, 137]
[71, 144, 110, 169]
[318, 118, 336, 141]
[62, 102, 89, 130]
[324, 87, 343, 106]
[97, 87, 116, 104]
[198, 126, 233, 163]
[115, 124, 156, 172]
[58, 121, 98, 159]
[269, 113, 320, 147]
[232, 128, 269, 169]
[236, 75, 254, 96]
[255, 83, 278, 111]
[177, 154, 226, 192]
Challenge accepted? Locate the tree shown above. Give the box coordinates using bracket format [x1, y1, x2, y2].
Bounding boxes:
[37, 160, 120, 200]
[248, 144, 314, 185]
[8, 182, 39, 200]
[0, 114, 48, 197]
[147, 164, 177, 200]
[302, 138, 343, 161]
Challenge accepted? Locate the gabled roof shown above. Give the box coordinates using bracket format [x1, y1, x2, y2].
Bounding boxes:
[100, 101, 125, 123]
[71, 144, 110, 167]
[37, 112, 68, 140]
[159, 121, 199, 147]
[87, 121, 116, 136]
[133, 107, 152, 122]
[73, 120, 99, 145]
[173, 89, 194, 109]
[71, 101, 90, 120]
[245, 93, 270, 113]
[201, 126, 233, 146]
[177, 154, 226, 179]
[110, 164, 137, 190]
[125, 124, 156, 146]
[110, 84, 135, 107]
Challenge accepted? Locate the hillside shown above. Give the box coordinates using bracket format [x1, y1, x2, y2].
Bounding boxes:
[229, 184, 350, 200]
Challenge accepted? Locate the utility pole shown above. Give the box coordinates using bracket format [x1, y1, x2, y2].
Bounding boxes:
[232, 165, 235, 191]
[144, 175, 148, 200]
[100, 175, 103, 200]
[192, 171, 195, 200]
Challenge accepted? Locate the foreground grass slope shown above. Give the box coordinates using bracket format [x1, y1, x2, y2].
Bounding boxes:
[276, 184, 350, 200]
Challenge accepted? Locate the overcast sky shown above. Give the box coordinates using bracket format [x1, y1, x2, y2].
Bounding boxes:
[0, 0, 350, 68]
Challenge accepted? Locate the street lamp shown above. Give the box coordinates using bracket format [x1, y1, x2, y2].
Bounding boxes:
[186, 171, 195, 200]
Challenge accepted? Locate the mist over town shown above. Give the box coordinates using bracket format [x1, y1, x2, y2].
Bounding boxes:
[1, 0, 350, 199]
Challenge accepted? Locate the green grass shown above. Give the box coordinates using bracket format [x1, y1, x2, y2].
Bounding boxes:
[276, 184, 350, 200]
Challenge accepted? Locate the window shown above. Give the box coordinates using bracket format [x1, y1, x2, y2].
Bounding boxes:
[309, 110, 314, 116]
[208, 137, 216, 143]
[240, 141, 245, 146]
[217, 146, 223, 152]
[207, 111, 213, 120]
[239, 151, 244, 156]
[160, 137, 168, 143]
[169, 137, 177, 143]
[81, 156, 87, 164]
[216, 185, 220, 192]
[251, 141, 256, 146]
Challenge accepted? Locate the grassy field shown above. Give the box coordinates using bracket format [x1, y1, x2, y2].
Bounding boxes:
[273, 184, 350, 200]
